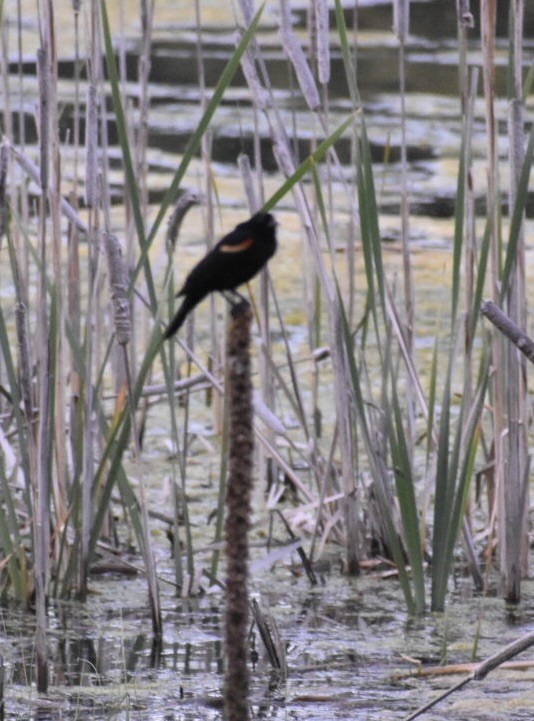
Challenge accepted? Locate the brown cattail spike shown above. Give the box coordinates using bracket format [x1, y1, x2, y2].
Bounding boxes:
[224, 300, 254, 721]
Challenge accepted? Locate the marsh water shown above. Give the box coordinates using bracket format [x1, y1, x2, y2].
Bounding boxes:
[2, 0, 534, 719]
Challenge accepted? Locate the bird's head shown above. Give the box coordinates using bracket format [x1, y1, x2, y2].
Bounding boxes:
[249, 212, 277, 235]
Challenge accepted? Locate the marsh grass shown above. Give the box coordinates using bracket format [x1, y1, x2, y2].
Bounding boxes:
[0, 0, 532, 697]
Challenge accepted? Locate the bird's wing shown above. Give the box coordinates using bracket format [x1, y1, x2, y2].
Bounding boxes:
[180, 227, 249, 291]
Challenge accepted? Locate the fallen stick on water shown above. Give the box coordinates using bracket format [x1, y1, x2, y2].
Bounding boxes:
[404, 631, 534, 720]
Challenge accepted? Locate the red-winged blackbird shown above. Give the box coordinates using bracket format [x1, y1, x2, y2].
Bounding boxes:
[164, 212, 277, 339]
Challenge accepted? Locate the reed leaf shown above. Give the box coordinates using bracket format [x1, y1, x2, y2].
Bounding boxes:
[389, 371, 426, 613]
[355, 121, 387, 347]
[430, 335, 490, 611]
[333, 0, 359, 106]
[430, 336, 454, 610]
[451, 125, 467, 326]
[263, 113, 356, 212]
[469, 217, 492, 343]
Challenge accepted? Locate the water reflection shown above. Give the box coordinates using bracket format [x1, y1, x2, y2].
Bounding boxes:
[2, 572, 534, 719]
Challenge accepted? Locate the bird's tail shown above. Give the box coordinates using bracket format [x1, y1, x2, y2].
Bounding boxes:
[163, 294, 201, 339]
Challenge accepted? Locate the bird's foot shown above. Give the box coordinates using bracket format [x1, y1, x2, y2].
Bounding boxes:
[221, 290, 250, 319]
[221, 289, 247, 307]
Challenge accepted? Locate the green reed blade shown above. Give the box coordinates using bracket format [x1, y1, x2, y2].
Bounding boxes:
[500, 120, 534, 304]
[390, 371, 426, 613]
[263, 113, 357, 213]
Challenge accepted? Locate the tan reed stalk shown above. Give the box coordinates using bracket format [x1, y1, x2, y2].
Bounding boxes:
[129, 0, 155, 453]
[137, 0, 153, 225]
[34, 41, 51, 694]
[0, 17, 12, 445]
[457, 1, 483, 589]
[224, 300, 254, 721]
[0, 7, 13, 205]
[78, 0, 103, 598]
[238, 4, 277, 501]
[280, 0, 320, 111]
[67, 0, 83, 500]
[13, 0, 30, 291]
[313, 0, 330, 86]
[44, 0, 69, 551]
[194, 0, 221, 439]
[0, 144, 7, 243]
[502, 0, 528, 602]
[8, 143, 87, 231]
[480, 0, 505, 577]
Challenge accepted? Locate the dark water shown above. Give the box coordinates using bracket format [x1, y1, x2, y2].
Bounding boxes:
[3, 571, 534, 720]
[2, 1, 534, 719]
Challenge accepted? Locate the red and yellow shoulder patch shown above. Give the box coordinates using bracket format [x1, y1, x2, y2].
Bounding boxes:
[220, 237, 254, 253]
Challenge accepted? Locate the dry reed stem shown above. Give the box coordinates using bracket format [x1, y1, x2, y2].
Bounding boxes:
[313, 0, 330, 84]
[279, 0, 320, 111]
[480, 0, 507, 593]
[85, 83, 99, 208]
[34, 36, 52, 694]
[238, 153, 258, 213]
[394, 0, 415, 465]
[224, 301, 254, 721]
[7, 142, 87, 232]
[0, 142, 8, 242]
[239, 47, 270, 110]
[502, 0, 528, 600]
[166, 190, 201, 251]
[104, 232, 132, 346]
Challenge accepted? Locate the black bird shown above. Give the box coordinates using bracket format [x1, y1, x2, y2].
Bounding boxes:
[164, 212, 277, 339]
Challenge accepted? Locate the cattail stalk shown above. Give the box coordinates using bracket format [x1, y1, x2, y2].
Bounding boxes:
[224, 301, 254, 721]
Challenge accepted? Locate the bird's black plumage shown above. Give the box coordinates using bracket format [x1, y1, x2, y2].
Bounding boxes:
[164, 212, 277, 339]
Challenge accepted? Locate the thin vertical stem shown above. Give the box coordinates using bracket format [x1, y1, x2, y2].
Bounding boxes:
[35, 42, 50, 694]
[503, 0, 527, 601]
[394, 0, 414, 461]
[481, 0, 505, 584]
